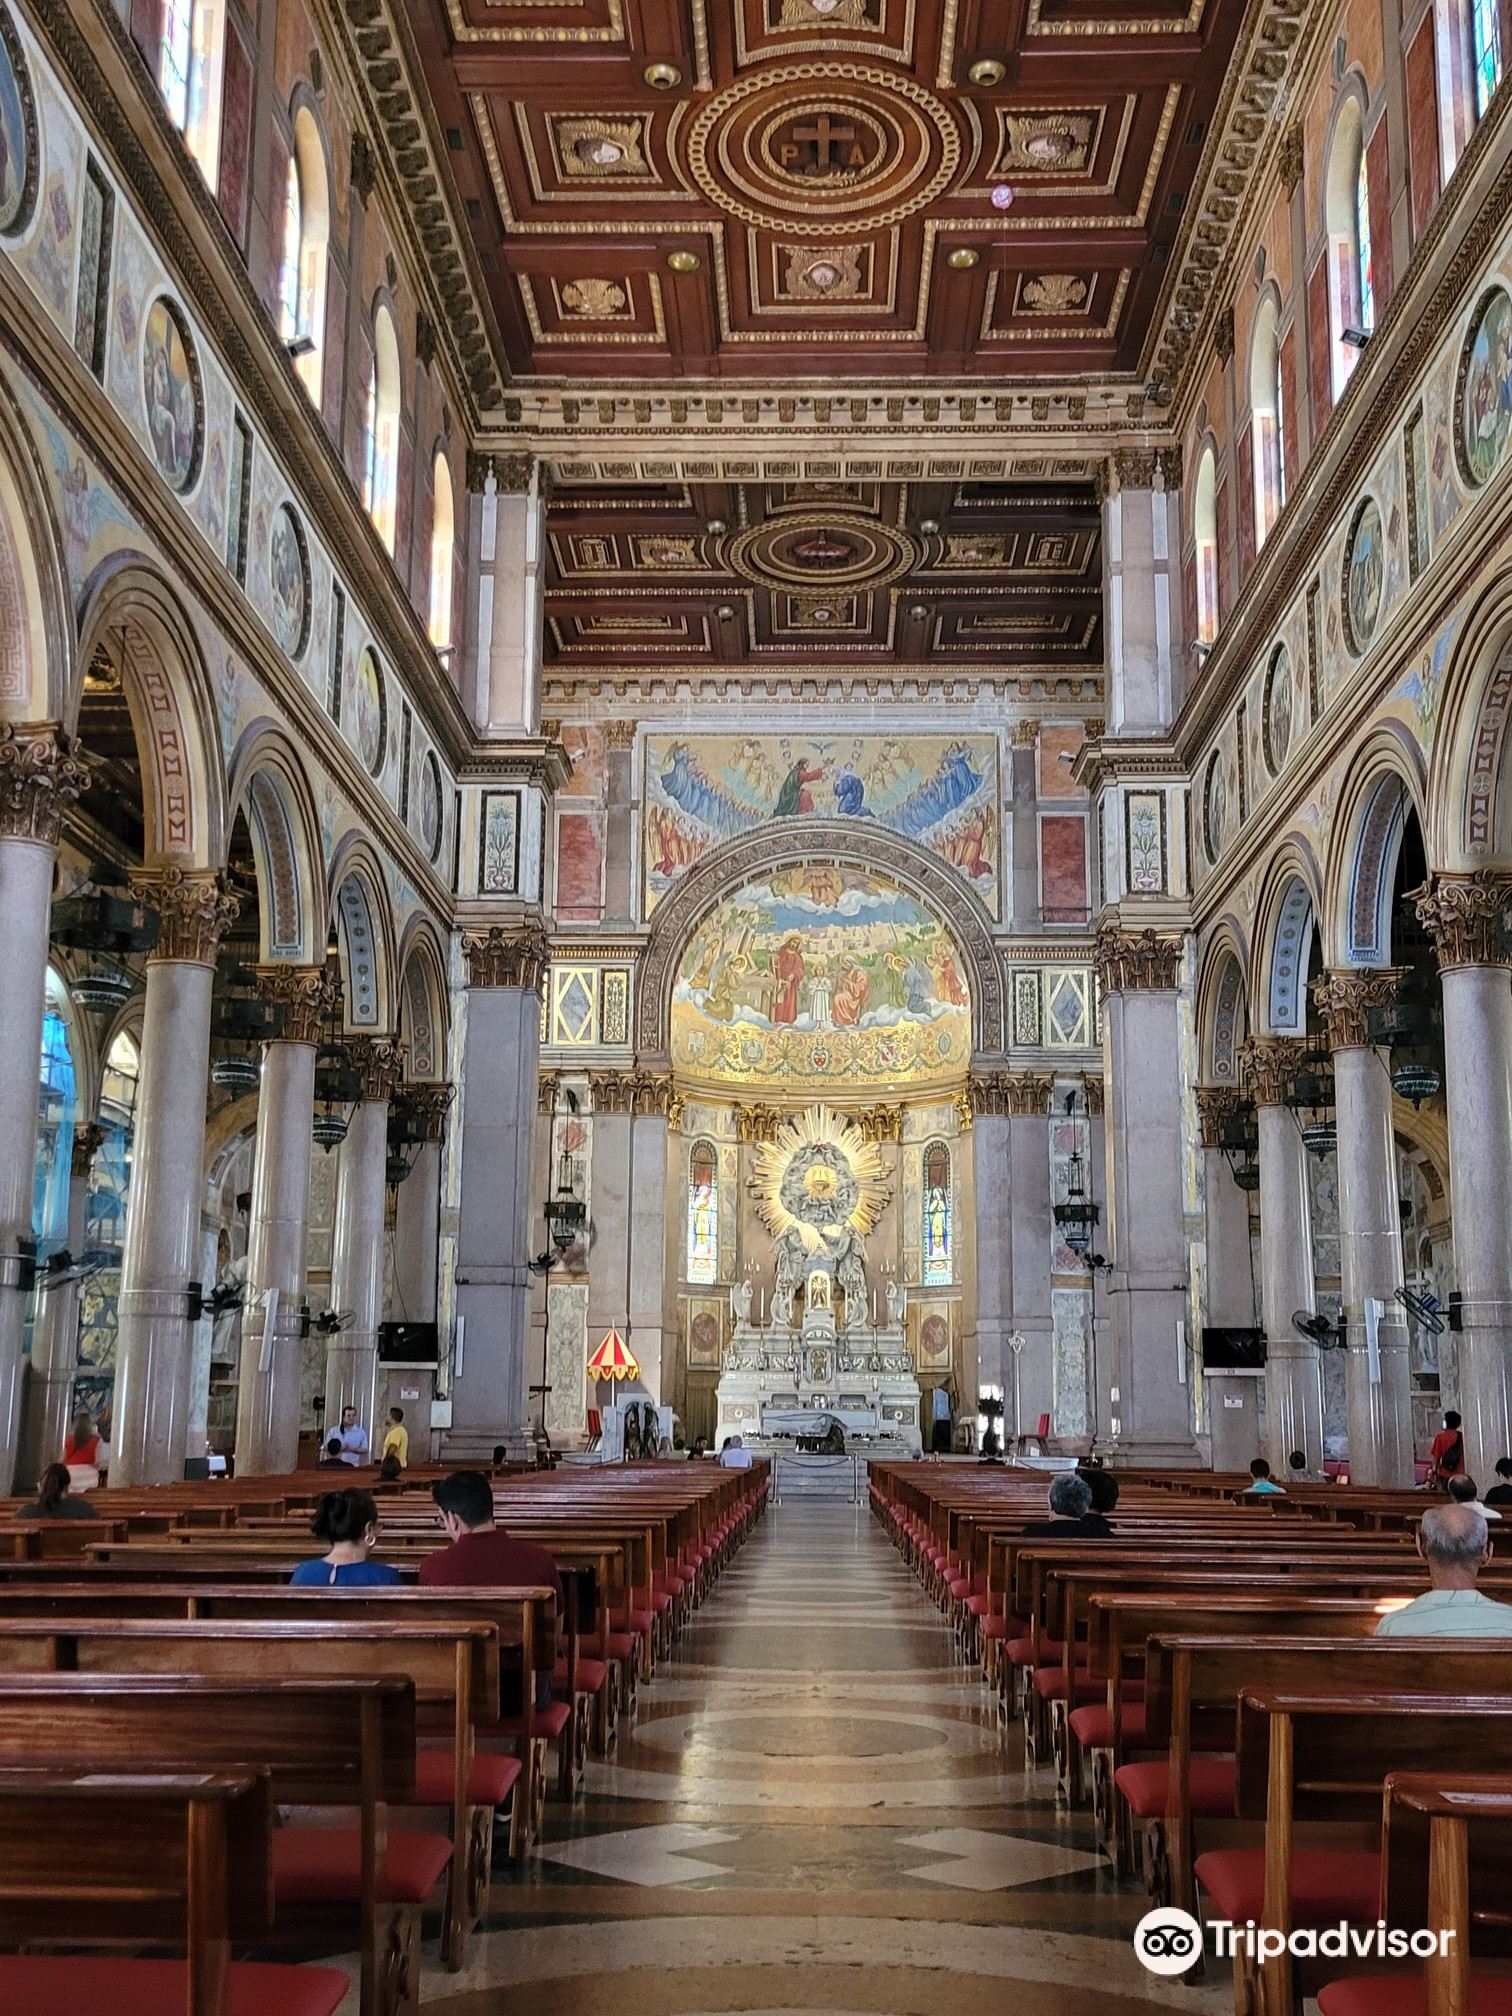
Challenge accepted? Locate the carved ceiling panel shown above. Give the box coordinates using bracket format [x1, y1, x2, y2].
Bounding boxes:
[543, 477, 1102, 667]
[409, 0, 1247, 382]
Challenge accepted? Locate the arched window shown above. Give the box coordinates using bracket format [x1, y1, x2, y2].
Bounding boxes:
[1194, 445, 1219, 645]
[364, 304, 401, 554]
[922, 1140, 952, 1286]
[1325, 96, 1372, 398]
[1250, 295, 1285, 547]
[80, 1028, 140, 1375]
[277, 108, 330, 405]
[687, 1139, 717, 1284]
[1472, 0, 1503, 115]
[34, 970, 76, 1248]
[429, 452, 455, 650]
[159, 0, 226, 190]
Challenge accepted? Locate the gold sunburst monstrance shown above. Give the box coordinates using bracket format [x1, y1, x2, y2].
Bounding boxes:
[749, 1104, 890, 1256]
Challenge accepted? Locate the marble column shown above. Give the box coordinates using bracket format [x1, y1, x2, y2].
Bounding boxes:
[391, 1084, 453, 1327]
[1416, 873, 1512, 1482]
[1240, 1038, 1325, 1472]
[465, 456, 545, 737]
[1194, 1085, 1258, 1322]
[627, 1075, 674, 1405]
[452, 925, 548, 1451]
[1104, 450, 1183, 732]
[1314, 969, 1414, 1486]
[324, 1035, 403, 1443]
[1008, 724, 1040, 930]
[586, 1071, 633, 1358]
[972, 1070, 1056, 1437]
[968, 1083, 1012, 1414]
[20, 1120, 106, 1488]
[0, 726, 89, 1492]
[233, 966, 334, 1476]
[112, 869, 240, 1485]
[1096, 924, 1196, 1464]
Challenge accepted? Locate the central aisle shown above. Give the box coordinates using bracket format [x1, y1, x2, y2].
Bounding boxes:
[425, 1497, 1227, 2015]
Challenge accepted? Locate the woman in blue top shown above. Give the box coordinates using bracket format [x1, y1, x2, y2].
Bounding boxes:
[290, 1488, 401, 1586]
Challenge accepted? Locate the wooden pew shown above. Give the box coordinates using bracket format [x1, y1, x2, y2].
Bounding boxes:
[0, 1671, 447, 2016]
[0, 1767, 350, 2016]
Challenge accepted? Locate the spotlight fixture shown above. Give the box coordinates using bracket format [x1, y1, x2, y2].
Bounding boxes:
[666, 249, 701, 273]
[908, 603, 929, 620]
[717, 604, 736, 620]
[643, 61, 682, 89]
[946, 248, 980, 270]
[918, 518, 940, 535]
[1341, 325, 1372, 350]
[705, 517, 728, 536]
[284, 334, 316, 360]
[967, 58, 1006, 86]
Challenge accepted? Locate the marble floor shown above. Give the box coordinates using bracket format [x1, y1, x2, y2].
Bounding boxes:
[373, 1502, 1232, 2015]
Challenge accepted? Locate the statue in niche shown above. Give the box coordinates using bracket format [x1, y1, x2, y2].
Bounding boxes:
[731, 1276, 753, 1324]
[808, 1269, 831, 1312]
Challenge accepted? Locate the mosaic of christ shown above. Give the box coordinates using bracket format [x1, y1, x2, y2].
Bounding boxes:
[670, 863, 970, 1092]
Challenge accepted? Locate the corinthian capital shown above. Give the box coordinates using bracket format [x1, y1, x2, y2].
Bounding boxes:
[1093, 921, 1184, 993]
[462, 923, 550, 993]
[346, 1035, 406, 1104]
[1413, 871, 1512, 973]
[1240, 1035, 1307, 1107]
[0, 723, 91, 845]
[1194, 1085, 1240, 1148]
[132, 867, 240, 966]
[70, 1120, 107, 1179]
[1312, 968, 1402, 1052]
[404, 1082, 456, 1142]
[257, 963, 340, 1046]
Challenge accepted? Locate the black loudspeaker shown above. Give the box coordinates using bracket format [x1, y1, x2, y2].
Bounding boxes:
[377, 1321, 439, 1365]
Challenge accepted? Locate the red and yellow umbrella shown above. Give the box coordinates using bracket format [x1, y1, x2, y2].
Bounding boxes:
[586, 1328, 640, 1381]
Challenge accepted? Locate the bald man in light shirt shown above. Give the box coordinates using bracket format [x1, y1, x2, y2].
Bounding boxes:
[1375, 1502, 1512, 1636]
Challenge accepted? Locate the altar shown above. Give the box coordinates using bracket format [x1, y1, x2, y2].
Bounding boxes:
[715, 1311, 922, 1451]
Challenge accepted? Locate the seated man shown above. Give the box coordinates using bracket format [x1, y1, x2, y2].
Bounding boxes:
[1449, 1472, 1503, 1521]
[1020, 1472, 1114, 1539]
[1374, 1502, 1512, 1636]
[316, 1435, 349, 1469]
[1078, 1465, 1120, 1517]
[421, 1470, 563, 1704]
[719, 1435, 753, 1470]
[1241, 1457, 1286, 1496]
[1429, 1408, 1467, 1487]
[1485, 1457, 1512, 1509]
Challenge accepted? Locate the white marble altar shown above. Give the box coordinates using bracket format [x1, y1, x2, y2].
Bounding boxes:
[715, 1307, 922, 1450]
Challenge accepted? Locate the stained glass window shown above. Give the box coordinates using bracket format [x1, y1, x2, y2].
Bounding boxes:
[277, 157, 302, 345]
[363, 308, 401, 553]
[1473, 0, 1503, 116]
[158, 0, 225, 189]
[687, 1140, 717, 1284]
[922, 1141, 952, 1286]
[159, 0, 192, 130]
[1355, 147, 1375, 335]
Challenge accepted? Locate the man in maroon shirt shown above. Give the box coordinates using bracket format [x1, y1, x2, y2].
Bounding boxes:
[420, 1470, 563, 1705]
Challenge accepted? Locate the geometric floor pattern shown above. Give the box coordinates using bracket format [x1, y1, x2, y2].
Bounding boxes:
[343, 1501, 1232, 2013]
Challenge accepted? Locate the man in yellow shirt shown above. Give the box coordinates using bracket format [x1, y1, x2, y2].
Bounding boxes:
[381, 1407, 409, 1469]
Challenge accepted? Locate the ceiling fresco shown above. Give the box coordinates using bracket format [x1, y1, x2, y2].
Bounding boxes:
[407, 0, 1249, 383]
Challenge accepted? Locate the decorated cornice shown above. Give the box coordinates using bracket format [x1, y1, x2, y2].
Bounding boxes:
[458, 740, 574, 793]
[132, 868, 239, 967]
[1071, 735, 1181, 798]
[542, 669, 1104, 709]
[969, 1070, 1055, 1118]
[1240, 1035, 1307, 1108]
[462, 923, 551, 994]
[0, 723, 91, 845]
[257, 964, 341, 1047]
[1194, 1085, 1240, 1148]
[1093, 922, 1184, 994]
[70, 1120, 107, 1180]
[1413, 872, 1512, 972]
[736, 1103, 785, 1145]
[346, 1035, 406, 1104]
[1312, 969, 1403, 1053]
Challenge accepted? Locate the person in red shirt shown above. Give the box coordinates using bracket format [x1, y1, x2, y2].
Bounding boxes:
[419, 1471, 563, 1706]
[1430, 1410, 1467, 1488]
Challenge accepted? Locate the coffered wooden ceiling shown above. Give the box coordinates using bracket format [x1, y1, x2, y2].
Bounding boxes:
[406, 0, 1248, 383]
[544, 476, 1102, 668]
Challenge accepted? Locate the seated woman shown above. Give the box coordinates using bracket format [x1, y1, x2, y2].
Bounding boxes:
[20, 1463, 100, 1520]
[290, 1488, 401, 1586]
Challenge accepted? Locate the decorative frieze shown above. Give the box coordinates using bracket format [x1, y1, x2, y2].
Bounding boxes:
[1240, 1034, 1307, 1107]
[462, 924, 551, 994]
[1093, 922, 1184, 993]
[132, 867, 240, 967]
[1194, 1085, 1240, 1148]
[1414, 872, 1512, 972]
[0, 723, 91, 845]
[346, 1036, 406, 1105]
[1312, 968, 1403, 1052]
[256, 964, 340, 1047]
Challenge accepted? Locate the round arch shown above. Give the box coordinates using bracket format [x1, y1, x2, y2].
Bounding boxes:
[75, 560, 227, 869]
[1323, 731, 1428, 966]
[637, 818, 1004, 1057]
[227, 724, 324, 965]
[1250, 842, 1324, 1034]
[0, 375, 73, 726]
[1195, 924, 1251, 1084]
[326, 834, 397, 1034]
[1427, 574, 1512, 870]
[396, 914, 449, 1081]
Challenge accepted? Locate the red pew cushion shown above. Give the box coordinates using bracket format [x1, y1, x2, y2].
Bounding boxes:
[412, 1746, 522, 1807]
[0, 1958, 348, 2016]
[554, 1655, 609, 1695]
[981, 1614, 1007, 1639]
[1068, 1703, 1148, 1749]
[273, 1826, 453, 1905]
[1113, 1754, 1235, 1818]
[481, 1697, 572, 1742]
[1195, 1848, 1380, 1926]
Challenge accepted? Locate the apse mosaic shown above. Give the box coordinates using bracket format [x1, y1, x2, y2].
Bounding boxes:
[671, 863, 971, 1091]
[643, 732, 999, 918]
